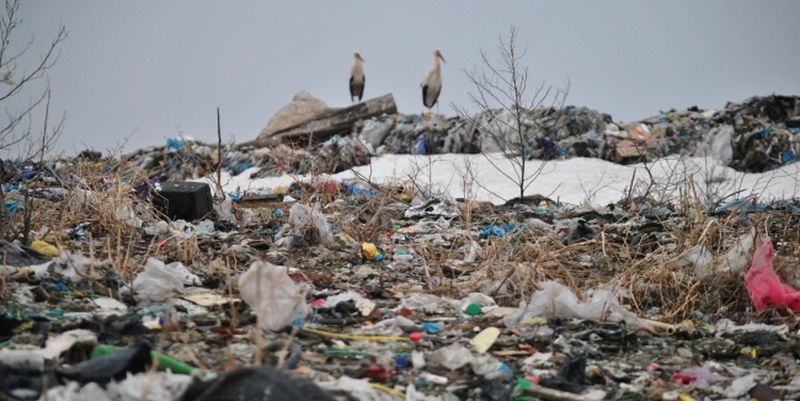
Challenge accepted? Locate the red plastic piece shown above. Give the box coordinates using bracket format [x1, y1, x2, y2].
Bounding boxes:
[672, 372, 696, 384]
[745, 239, 800, 312]
[395, 307, 414, 318]
[363, 363, 392, 382]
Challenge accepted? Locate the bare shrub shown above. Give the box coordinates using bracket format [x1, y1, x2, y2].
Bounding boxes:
[455, 26, 569, 201]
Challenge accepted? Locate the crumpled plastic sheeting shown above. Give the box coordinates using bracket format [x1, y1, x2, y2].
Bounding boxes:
[44, 382, 111, 401]
[0, 239, 51, 267]
[132, 258, 186, 304]
[503, 280, 651, 331]
[404, 197, 459, 219]
[358, 117, 395, 154]
[715, 227, 756, 274]
[677, 227, 755, 277]
[238, 261, 310, 331]
[713, 318, 789, 336]
[108, 372, 193, 401]
[405, 383, 444, 401]
[398, 293, 458, 314]
[677, 366, 728, 388]
[36, 329, 97, 361]
[162, 261, 202, 286]
[288, 203, 336, 247]
[44, 372, 193, 401]
[694, 125, 734, 166]
[49, 252, 106, 283]
[745, 239, 800, 312]
[672, 244, 712, 276]
[318, 376, 401, 401]
[316, 135, 371, 174]
[428, 343, 475, 371]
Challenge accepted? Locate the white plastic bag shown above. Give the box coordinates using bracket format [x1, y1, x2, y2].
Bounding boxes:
[427, 344, 474, 371]
[289, 203, 335, 247]
[238, 261, 309, 331]
[132, 258, 185, 304]
[503, 280, 650, 330]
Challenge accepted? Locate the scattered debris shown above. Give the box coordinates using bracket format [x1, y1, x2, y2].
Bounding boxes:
[0, 94, 799, 401]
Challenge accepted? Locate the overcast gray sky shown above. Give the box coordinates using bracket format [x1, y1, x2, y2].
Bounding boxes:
[6, 1, 800, 156]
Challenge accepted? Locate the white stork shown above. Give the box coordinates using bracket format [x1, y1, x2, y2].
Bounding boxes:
[349, 52, 365, 103]
[421, 49, 445, 110]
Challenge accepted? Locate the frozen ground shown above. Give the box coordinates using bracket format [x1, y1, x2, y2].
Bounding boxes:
[206, 154, 800, 207]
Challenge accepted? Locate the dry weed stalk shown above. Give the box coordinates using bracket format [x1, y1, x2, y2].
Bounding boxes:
[351, 184, 402, 243]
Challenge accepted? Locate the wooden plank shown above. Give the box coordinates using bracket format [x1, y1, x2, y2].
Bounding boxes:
[239, 93, 397, 149]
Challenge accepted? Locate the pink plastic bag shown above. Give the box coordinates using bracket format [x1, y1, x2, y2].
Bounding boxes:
[745, 239, 800, 312]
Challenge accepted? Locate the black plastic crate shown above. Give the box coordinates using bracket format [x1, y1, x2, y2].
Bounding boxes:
[154, 181, 213, 221]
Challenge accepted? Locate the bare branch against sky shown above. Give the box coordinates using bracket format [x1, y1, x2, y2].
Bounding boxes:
[6, 1, 800, 156]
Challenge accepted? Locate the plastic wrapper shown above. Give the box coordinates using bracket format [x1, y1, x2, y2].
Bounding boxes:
[745, 238, 800, 312]
[503, 280, 651, 331]
[132, 258, 185, 304]
[289, 203, 336, 247]
[428, 344, 474, 371]
[238, 261, 309, 331]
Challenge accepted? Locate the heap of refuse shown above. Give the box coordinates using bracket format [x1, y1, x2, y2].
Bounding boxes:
[1, 168, 799, 400]
[106, 94, 800, 184]
[1, 93, 799, 401]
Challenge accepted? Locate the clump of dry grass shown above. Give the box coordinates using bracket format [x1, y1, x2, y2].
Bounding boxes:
[348, 184, 406, 243]
[402, 173, 798, 323]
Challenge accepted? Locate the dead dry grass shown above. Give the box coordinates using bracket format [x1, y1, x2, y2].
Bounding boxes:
[394, 187, 799, 322]
[7, 153, 800, 325]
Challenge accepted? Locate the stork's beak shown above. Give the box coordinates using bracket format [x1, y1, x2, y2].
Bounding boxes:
[437, 51, 446, 63]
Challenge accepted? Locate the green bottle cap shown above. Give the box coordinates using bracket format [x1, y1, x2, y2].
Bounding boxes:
[465, 303, 482, 316]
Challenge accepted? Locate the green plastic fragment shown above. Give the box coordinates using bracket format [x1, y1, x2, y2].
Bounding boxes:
[91, 344, 199, 375]
[465, 303, 482, 316]
[516, 377, 533, 390]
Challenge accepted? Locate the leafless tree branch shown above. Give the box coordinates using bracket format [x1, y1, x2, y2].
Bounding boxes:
[456, 26, 570, 200]
[0, 0, 68, 152]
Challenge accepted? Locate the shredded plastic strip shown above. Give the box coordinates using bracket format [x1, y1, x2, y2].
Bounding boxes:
[301, 327, 410, 343]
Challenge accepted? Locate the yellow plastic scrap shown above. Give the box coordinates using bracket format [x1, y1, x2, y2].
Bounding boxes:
[42, 232, 69, 243]
[521, 317, 548, 326]
[272, 185, 289, 195]
[740, 346, 757, 359]
[31, 240, 59, 257]
[368, 383, 405, 397]
[302, 327, 409, 343]
[13, 321, 34, 334]
[12, 266, 34, 279]
[359, 242, 379, 261]
[472, 327, 500, 354]
[678, 394, 696, 401]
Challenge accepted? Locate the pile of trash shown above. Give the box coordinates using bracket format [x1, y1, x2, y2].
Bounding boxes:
[120, 134, 371, 183]
[1, 167, 800, 400]
[102, 95, 799, 184]
[1, 94, 800, 401]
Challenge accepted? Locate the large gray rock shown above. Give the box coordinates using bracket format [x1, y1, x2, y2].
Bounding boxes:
[258, 91, 329, 140]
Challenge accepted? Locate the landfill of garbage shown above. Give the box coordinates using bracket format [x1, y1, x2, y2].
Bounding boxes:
[1, 94, 800, 401]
